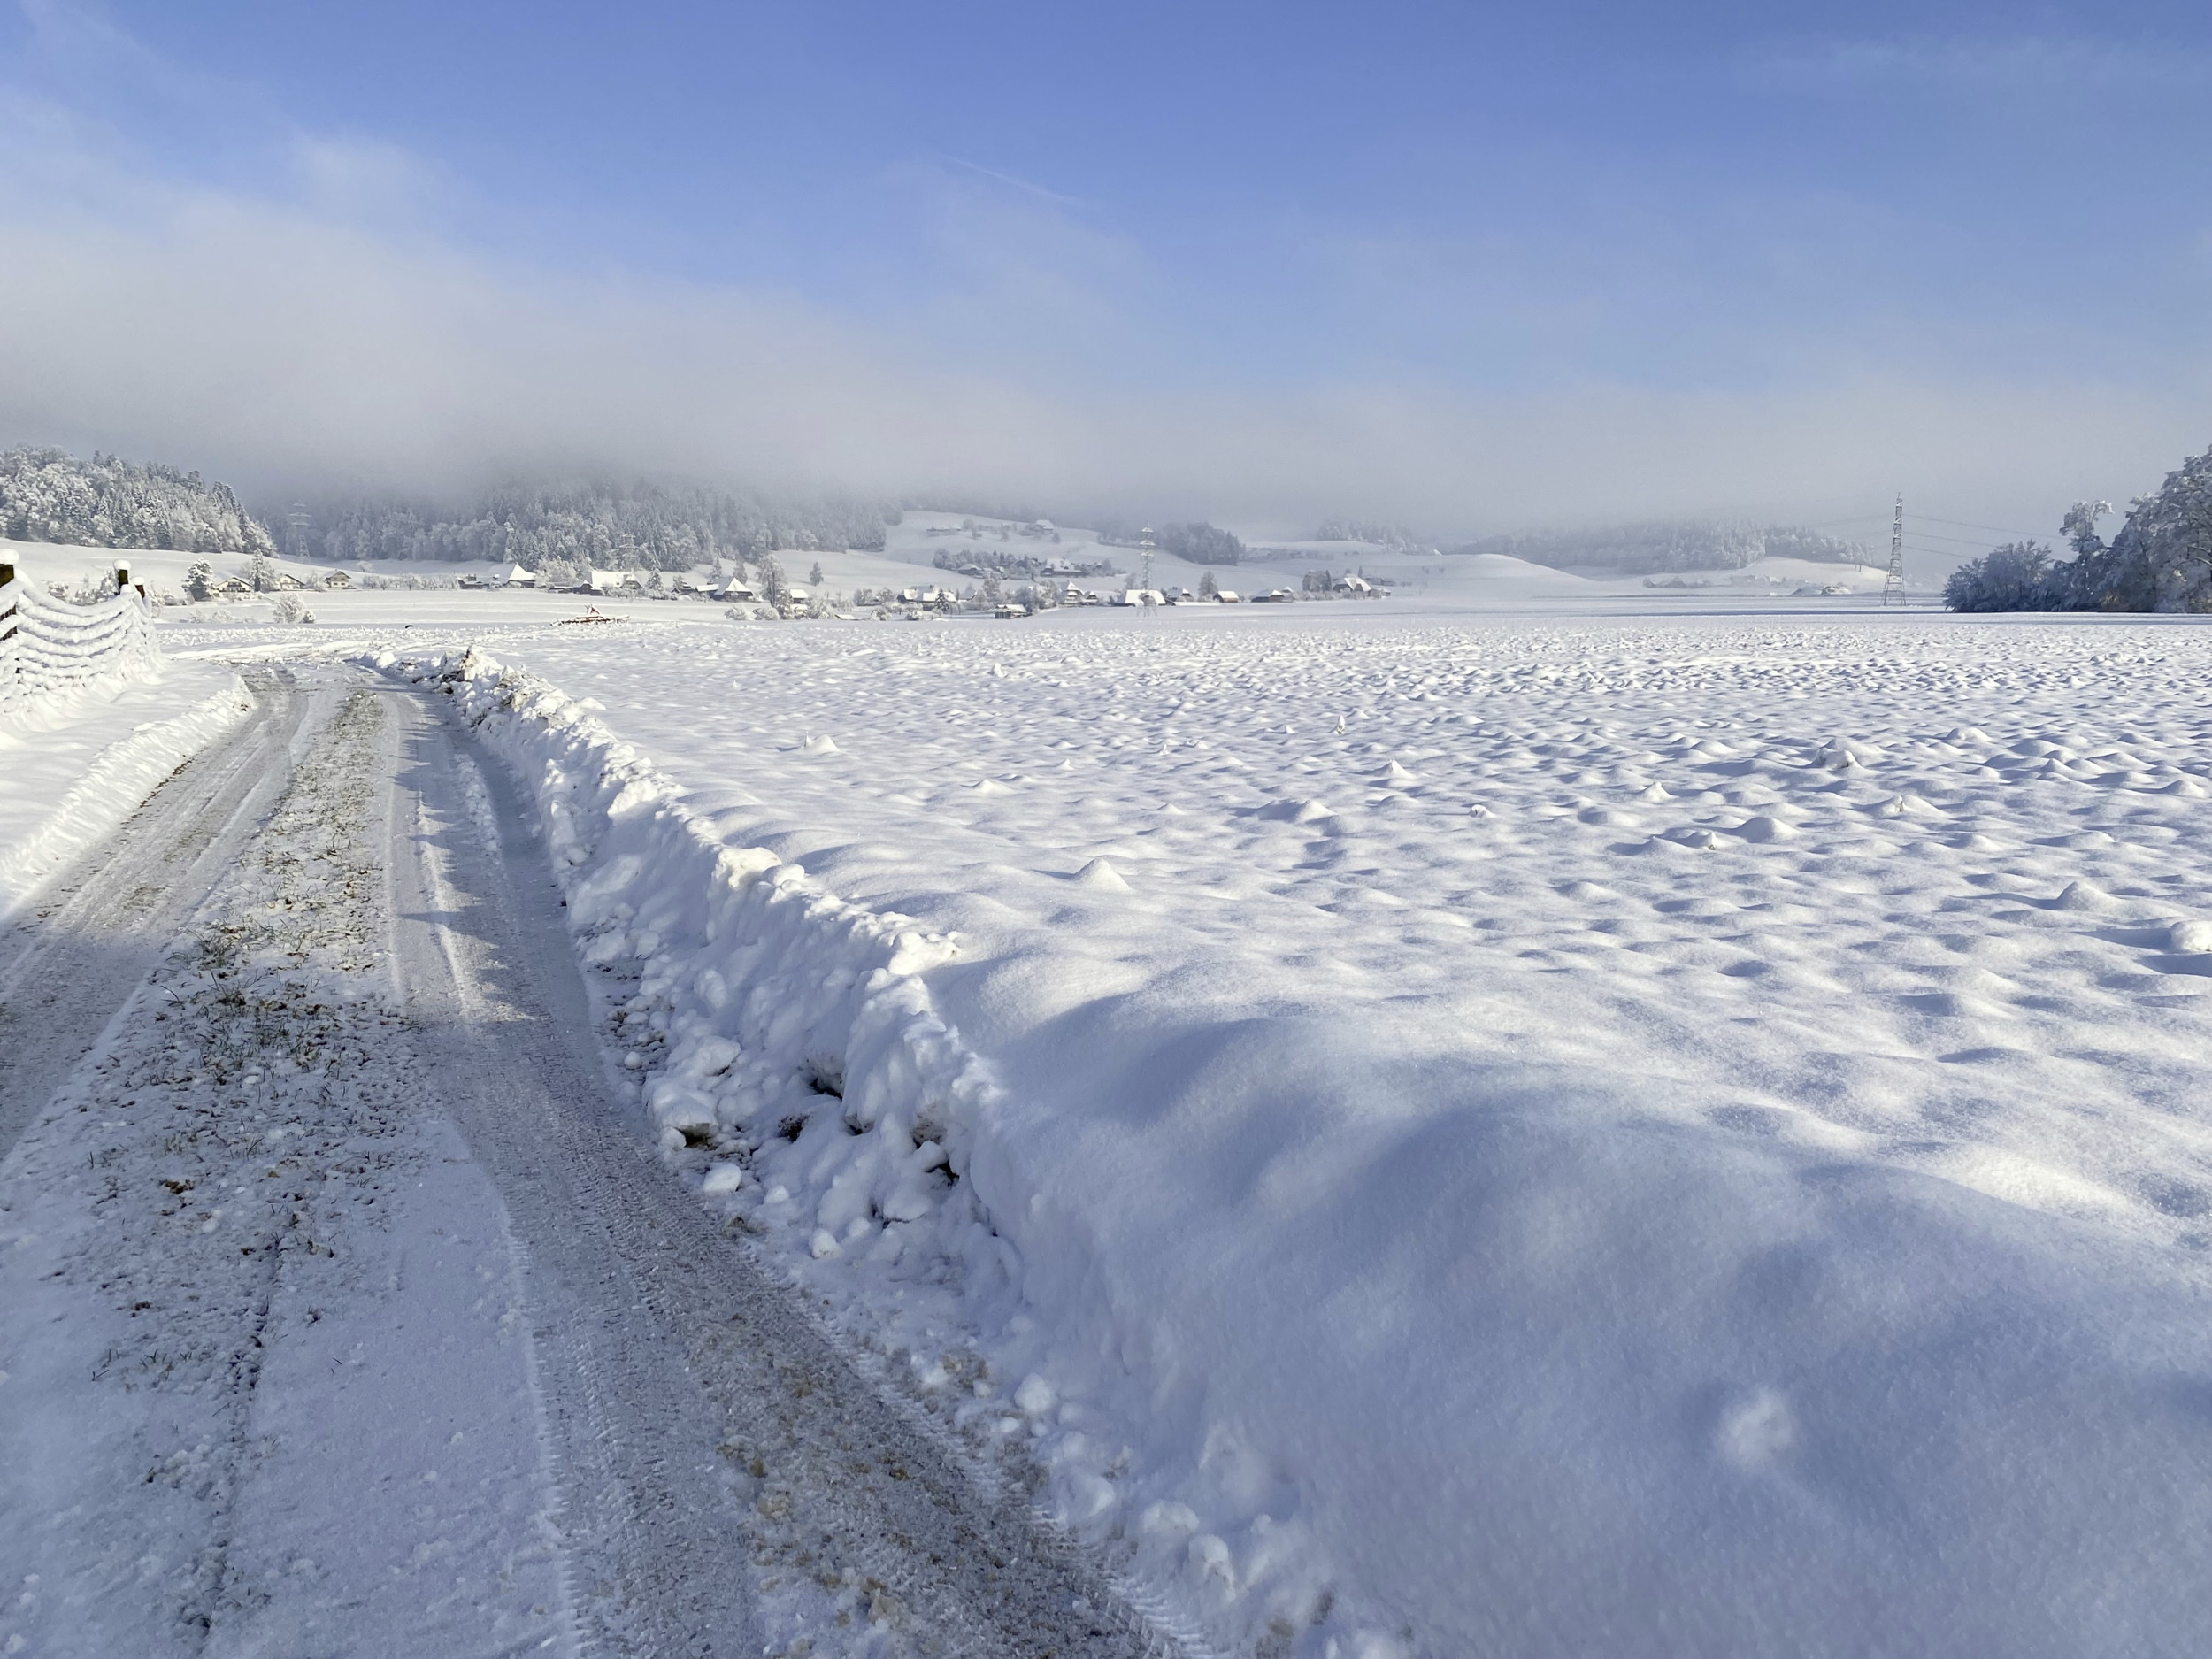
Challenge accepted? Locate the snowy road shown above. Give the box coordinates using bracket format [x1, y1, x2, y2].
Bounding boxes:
[0, 671, 1165, 1659]
[0, 667, 306, 1161]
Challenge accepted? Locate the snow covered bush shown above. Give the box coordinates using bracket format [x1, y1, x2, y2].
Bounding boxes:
[1942, 541, 2066, 611]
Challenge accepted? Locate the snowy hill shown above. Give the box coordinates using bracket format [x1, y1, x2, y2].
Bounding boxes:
[1, 448, 274, 560]
[1454, 518, 1872, 574]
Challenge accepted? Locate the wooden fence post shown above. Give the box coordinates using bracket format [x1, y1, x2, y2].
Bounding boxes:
[1, 559, 15, 703]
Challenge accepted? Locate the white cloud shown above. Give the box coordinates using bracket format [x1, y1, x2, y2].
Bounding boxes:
[0, 79, 2202, 541]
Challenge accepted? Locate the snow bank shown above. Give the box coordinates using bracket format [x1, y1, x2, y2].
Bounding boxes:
[384, 639, 2212, 1659]
[0, 671, 251, 923]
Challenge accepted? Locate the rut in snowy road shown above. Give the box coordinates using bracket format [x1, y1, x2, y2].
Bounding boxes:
[0, 668, 309, 1162]
[0, 672, 1176, 1659]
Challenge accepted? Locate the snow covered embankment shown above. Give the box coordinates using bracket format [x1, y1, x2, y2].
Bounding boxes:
[0, 677, 252, 923]
[402, 646, 988, 1257]
[387, 651, 1176, 1549]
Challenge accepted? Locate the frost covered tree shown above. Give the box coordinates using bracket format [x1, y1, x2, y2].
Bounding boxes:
[809, 561, 825, 586]
[1942, 543, 2064, 611]
[1, 448, 277, 557]
[183, 561, 217, 601]
[1315, 519, 1429, 550]
[274, 476, 895, 571]
[1949, 446, 2212, 613]
[247, 551, 276, 592]
[1154, 523, 1244, 565]
[2113, 448, 2212, 610]
[2062, 500, 2112, 557]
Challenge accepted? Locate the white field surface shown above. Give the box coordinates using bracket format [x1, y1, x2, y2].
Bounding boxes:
[147, 600, 2204, 1657]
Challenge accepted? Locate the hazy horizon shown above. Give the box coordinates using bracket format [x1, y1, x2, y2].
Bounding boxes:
[3, 0, 2207, 562]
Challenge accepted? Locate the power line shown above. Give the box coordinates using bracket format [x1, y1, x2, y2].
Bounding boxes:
[1905, 527, 2027, 548]
[1913, 512, 2046, 538]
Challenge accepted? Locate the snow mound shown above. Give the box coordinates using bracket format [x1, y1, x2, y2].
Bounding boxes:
[2052, 880, 2116, 912]
[2167, 919, 2212, 954]
[1075, 856, 1132, 892]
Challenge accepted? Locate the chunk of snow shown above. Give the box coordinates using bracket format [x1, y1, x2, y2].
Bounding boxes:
[2168, 919, 2212, 954]
[1075, 857, 1131, 891]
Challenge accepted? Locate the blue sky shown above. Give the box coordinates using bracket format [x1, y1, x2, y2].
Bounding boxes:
[2, 0, 2208, 542]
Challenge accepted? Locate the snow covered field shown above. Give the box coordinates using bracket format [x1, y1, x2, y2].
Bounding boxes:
[243, 603, 2209, 1656]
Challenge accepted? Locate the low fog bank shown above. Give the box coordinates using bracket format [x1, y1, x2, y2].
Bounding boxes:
[2, 130, 2202, 545]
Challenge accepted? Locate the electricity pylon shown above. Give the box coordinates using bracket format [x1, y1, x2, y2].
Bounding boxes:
[1881, 495, 1907, 605]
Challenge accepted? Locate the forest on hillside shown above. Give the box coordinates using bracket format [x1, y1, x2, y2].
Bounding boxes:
[1452, 520, 1868, 575]
[0, 448, 276, 558]
[270, 478, 899, 571]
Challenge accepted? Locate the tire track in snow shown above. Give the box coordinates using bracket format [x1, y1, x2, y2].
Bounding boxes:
[1, 679, 572, 1656]
[0, 668, 315, 1160]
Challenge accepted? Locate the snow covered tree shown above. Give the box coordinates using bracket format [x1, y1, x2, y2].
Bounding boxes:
[2115, 447, 2212, 610]
[273, 477, 895, 570]
[0, 448, 277, 556]
[1198, 570, 1219, 599]
[1154, 523, 1244, 565]
[1943, 543, 2064, 611]
[2062, 500, 2111, 557]
[1967, 446, 2212, 613]
[184, 561, 216, 601]
[809, 561, 825, 586]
